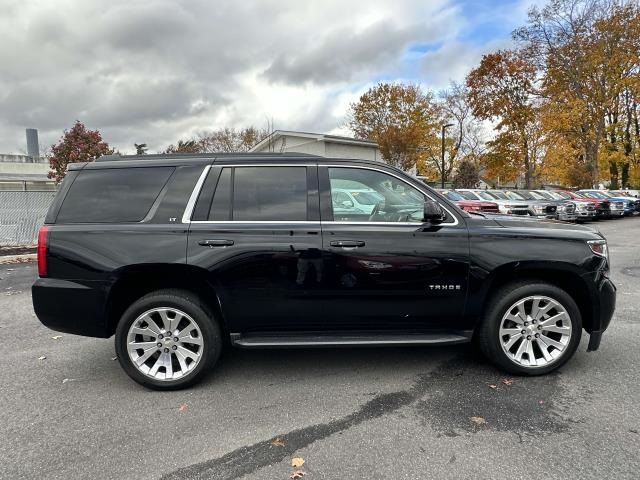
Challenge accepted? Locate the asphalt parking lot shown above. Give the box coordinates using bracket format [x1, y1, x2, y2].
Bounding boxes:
[1, 219, 639, 480]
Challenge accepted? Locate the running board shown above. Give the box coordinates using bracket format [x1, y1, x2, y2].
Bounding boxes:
[230, 331, 471, 348]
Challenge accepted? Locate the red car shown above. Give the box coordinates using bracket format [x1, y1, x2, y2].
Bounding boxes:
[556, 190, 611, 218]
[438, 190, 499, 213]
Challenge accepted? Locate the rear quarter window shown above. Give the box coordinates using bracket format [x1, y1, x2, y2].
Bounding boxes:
[56, 167, 175, 223]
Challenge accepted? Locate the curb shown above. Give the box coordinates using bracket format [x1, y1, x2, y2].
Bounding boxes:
[0, 254, 37, 264]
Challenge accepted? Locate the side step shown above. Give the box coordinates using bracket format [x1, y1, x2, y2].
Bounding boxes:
[230, 331, 471, 348]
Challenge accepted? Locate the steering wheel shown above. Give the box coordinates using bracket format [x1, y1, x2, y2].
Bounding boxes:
[368, 201, 382, 221]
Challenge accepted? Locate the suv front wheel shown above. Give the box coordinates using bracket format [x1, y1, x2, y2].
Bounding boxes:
[477, 282, 582, 375]
[115, 289, 222, 390]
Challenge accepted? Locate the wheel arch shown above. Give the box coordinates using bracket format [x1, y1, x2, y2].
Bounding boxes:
[106, 264, 226, 337]
[473, 262, 594, 333]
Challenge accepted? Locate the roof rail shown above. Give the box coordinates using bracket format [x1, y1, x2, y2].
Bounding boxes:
[94, 152, 320, 162]
[95, 154, 122, 162]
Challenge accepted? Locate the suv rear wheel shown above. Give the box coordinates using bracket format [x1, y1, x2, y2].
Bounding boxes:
[115, 289, 221, 390]
[477, 282, 582, 375]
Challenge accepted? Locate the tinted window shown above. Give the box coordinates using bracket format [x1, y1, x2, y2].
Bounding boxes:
[210, 168, 232, 221]
[232, 167, 308, 221]
[328, 167, 425, 223]
[57, 167, 174, 223]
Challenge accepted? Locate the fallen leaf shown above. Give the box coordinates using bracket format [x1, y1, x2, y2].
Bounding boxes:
[289, 471, 306, 479]
[38, 355, 46, 360]
[470, 416, 487, 426]
[111, 356, 118, 361]
[271, 437, 285, 447]
[488, 384, 497, 390]
[502, 378, 514, 386]
[291, 457, 305, 468]
[179, 404, 188, 412]
[62, 378, 77, 384]
[51, 335, 62, 340]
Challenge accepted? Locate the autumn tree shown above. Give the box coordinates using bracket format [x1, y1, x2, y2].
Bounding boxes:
[434, 82, 487, 177]
[47, 121, 113, 183]
[516, 0, 640, 187]
[197, 127, 269, 153]
[347, 83, 442, 171]
[163, 139, 202, 154]
[467, 49, 542, 188]
[453, 159, 480, 188]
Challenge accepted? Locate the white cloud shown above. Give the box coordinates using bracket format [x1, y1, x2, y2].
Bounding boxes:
[0, 0, 537, 154]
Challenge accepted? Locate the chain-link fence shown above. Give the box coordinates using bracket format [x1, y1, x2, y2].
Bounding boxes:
[0, 191, 56, 246]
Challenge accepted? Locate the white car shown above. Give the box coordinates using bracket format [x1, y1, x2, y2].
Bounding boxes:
[331, 188, 384, 215]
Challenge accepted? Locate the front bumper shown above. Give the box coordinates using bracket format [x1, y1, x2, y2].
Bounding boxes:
[584, 274, 616, 351]
[576, 210, 596, 219]
[557, 212, 578, 221]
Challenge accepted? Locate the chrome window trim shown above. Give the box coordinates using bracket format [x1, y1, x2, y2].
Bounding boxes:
[189, 220, 319, 225]
[182, 163, 461, 227]
[181, 165, 212, 223]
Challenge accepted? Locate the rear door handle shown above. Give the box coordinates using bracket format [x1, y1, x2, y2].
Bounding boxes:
[330, 240, 365, 248]
[198, 239, 234, 247]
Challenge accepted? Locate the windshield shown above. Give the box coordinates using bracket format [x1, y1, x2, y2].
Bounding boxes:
[582, 191, 608, 199]
[458, 190, 479, 200]
[527, 191, 546, 200]
[534, 190, 554, 200]
[554, 191, 572, 200]
[489, 190, 509, 200]
[476, 191, 498, 201]
[445, 191, 465, 201]
[505, 191, 528, 200]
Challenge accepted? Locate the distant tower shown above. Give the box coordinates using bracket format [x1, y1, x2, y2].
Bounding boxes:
[26, 128, 40, 162]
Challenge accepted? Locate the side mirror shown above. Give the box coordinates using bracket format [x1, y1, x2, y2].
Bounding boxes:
[423, 200, 445, 223]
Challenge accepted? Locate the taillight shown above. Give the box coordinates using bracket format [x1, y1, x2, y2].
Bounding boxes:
[37, 226, 49, 277]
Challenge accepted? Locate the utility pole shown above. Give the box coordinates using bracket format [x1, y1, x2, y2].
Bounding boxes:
[441, 123, 454, 188]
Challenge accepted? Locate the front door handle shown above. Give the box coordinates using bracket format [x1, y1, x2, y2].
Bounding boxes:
[330, 240, 365, 248]
[198, 239, 234, 247]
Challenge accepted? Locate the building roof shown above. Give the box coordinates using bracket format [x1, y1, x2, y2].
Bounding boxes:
[249, 130, 378, 152]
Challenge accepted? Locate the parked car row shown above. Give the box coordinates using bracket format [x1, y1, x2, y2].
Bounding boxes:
[437, 188, 640, 222]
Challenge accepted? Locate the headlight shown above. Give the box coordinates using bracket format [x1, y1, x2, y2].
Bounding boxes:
[533, 205, 544, 213]
[587, 239, 608, 260]
[576, 204, 587, 211]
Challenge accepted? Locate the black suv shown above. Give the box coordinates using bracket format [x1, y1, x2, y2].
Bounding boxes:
[32, 154, 616, 389]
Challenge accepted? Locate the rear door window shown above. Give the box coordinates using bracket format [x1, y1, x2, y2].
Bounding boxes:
[232, 167, 308, 221]
[56, 167, 174, 223]
[198, 166, 311, 222]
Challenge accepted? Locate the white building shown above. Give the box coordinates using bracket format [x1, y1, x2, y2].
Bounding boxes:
[0, 129, 54, 190]
[250, 130, 382, 161]
[0, 154, 52, 190]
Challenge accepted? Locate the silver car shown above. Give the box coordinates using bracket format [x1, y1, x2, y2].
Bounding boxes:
[492, 190, 558, 219]
[533, 190, 595, 222]
[457, 189, 530, 216]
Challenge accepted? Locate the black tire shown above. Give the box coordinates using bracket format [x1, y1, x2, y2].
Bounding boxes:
[115, 289, 222, 390]
[476, 281, 582, 375]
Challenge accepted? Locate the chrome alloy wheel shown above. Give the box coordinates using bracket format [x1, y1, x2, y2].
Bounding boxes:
[499, 295, 572, 368]
[126, 307, 204, 381]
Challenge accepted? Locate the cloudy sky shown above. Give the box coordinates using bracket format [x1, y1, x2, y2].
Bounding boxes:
[0, 0, 544, 154]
